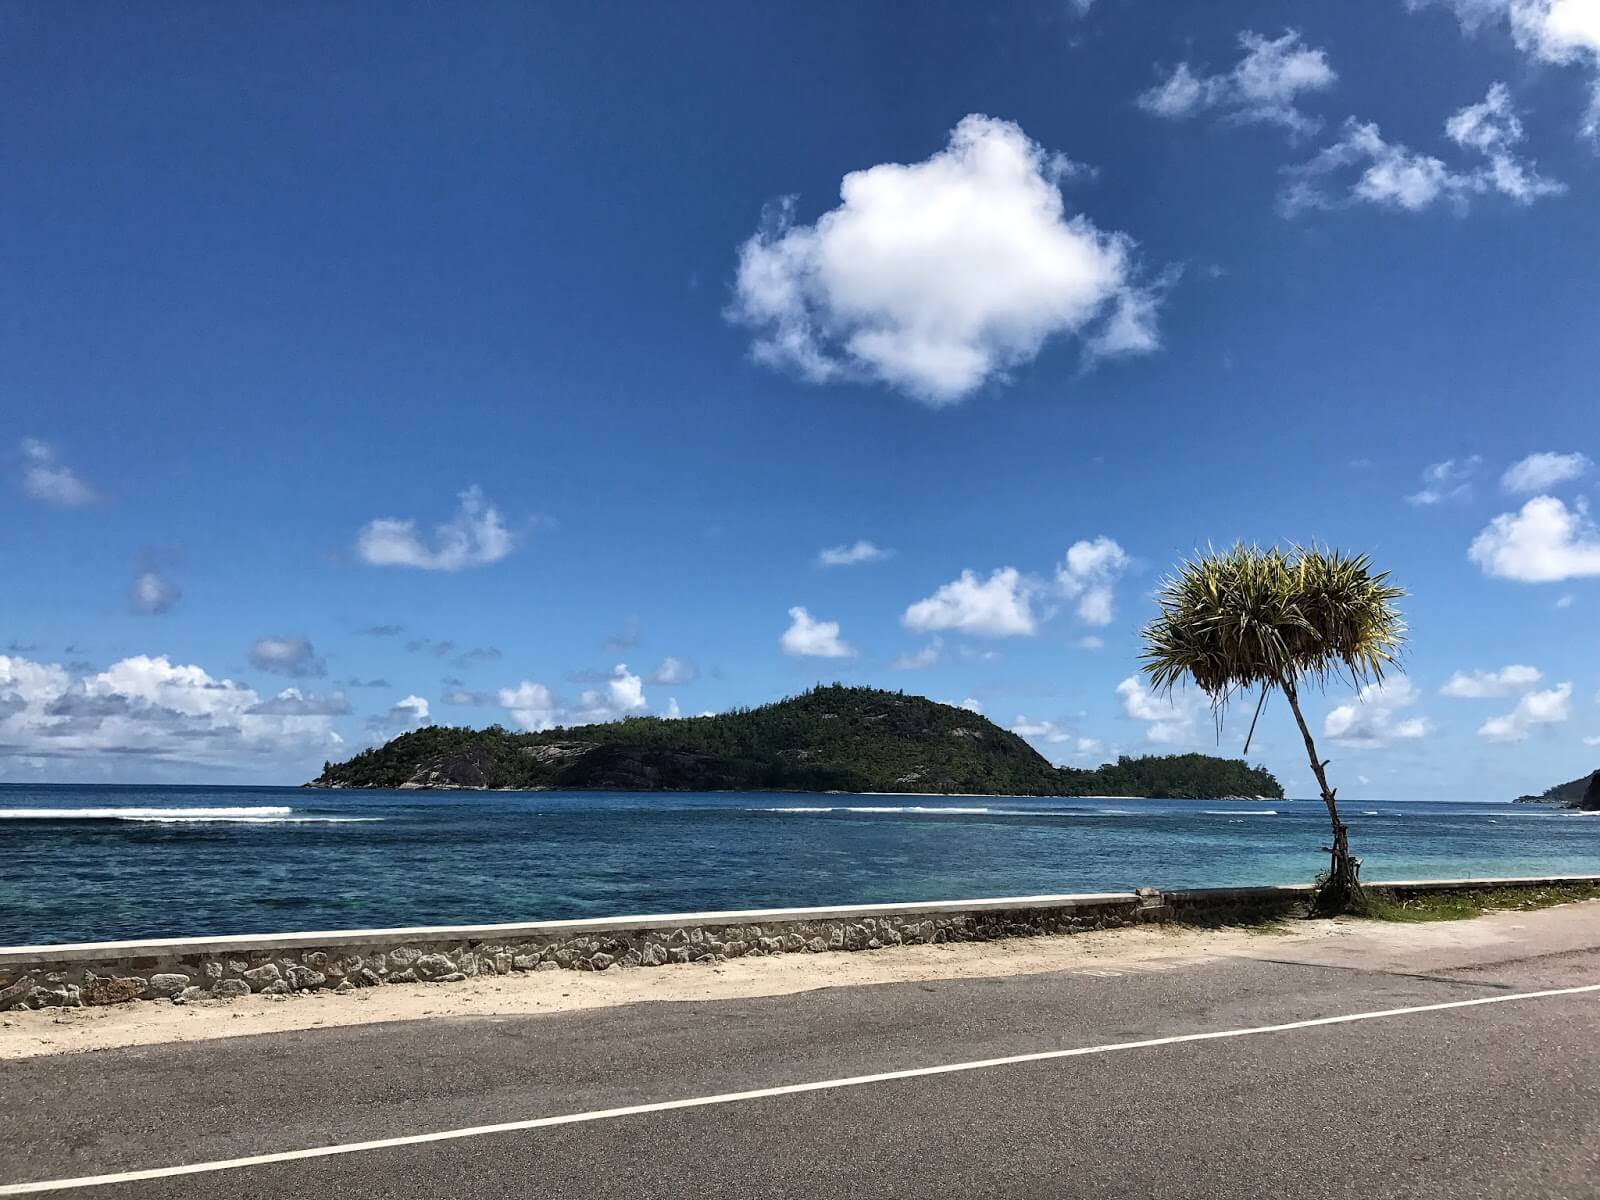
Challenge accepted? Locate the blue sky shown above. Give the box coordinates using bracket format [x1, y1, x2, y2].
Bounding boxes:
[5, 1, 1599, 798]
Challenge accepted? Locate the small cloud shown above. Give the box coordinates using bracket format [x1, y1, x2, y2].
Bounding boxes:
[1137, 29, 1337, 136]
[1117, 675, 1202, 744]
[247, 688, 351, 717]
[1478, 682, 1572, 742]
[780, 607, 857, 658]
[1502, 451, 1592, 494]
[1055, 536, 1130, 626]
[816, 540, 892, 568]
[1282, 85, 1562, 216]
[361, 624, 405, 638]
[1406, 456, 1481, 506]
[1076, 635, 1105, 650]
[903, 568, 1039, 637]
[890, 638, 943, 670]
[1440, 664, 1543, 698]
[443, 688, 497, 706]
[648, 656, 699, 685]
[18, 438, 97, 508]
[340, 677, 391, 689]
[1556, 593, 1575, 609]
[129, 570, 180, 616]
[1324, 676, 1430, 747]
[1469, 496, 1600, 582]
[355, 486, 514, 571]
[248, 636, 327, 679]
[452, 646, 503, 669]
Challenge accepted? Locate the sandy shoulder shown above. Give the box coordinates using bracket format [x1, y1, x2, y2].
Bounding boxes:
[5, 904, 1595, 1060]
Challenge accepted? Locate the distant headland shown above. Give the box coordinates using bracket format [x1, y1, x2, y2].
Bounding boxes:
[309, 684, 1283, 800]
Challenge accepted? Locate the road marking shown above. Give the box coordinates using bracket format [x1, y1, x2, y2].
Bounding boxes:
[5, 981, 1597, 1195]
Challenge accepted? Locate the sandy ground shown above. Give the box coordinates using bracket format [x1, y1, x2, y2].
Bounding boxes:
[5, 904, 1594, 1060]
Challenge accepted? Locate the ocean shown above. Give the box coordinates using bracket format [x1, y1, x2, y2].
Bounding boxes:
[3, 784, 1596, 946]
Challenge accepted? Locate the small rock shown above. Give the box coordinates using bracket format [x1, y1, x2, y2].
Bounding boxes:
[212, 979, 251, 999]
[533, 961, 559, 972]
[174, 987, 208, 1004]
[284, 966, 326, 991]
[147, 973, 190, 997]
[413, 954, 456, 982]
[591, 953, 615, 971]
[242, 964, 282, 990]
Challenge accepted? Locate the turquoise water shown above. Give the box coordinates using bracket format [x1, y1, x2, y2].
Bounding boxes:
[2, 784, 1596, 946]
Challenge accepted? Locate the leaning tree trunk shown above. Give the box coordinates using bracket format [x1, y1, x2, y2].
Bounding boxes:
[1282, 679, 1362, 915]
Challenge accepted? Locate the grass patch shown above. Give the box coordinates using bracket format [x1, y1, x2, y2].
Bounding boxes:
[1357, 882, 1600, 923]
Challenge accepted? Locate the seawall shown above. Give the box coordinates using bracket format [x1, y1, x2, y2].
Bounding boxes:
[4, 874, 1596, 1011]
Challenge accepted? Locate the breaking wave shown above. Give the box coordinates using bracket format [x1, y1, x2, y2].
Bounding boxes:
[751, 805, 1131, 817]
[0, 806, 379, 824]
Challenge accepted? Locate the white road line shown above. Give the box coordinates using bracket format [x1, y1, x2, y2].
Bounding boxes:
[5, 981, 1598, 1196]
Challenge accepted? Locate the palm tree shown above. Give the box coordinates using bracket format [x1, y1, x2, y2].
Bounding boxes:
[1139, 544, 1406, 914]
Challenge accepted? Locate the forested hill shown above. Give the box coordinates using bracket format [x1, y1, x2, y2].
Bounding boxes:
[310, 685, 1283, 799]
[1513, 769, 1600, 810]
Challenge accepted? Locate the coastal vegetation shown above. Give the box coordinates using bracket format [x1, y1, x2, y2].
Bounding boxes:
[1358, 881, 1600, 922]
[312, 685, 1283, 798]
[1140, 544, 1406, 915]
[1513, 770, 1600, 811]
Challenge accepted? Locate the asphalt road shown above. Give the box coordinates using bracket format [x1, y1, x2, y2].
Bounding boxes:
[5, 911, 1599, 1199]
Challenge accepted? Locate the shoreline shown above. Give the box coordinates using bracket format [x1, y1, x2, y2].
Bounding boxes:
[7, 899, 1595, 1060]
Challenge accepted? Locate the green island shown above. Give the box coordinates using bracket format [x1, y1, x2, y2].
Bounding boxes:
[1513, 769, 1600, 811]
[310, 684, 1283, 799]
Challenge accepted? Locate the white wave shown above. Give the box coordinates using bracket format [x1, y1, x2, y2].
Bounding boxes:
[751, 805, 1131, 818]
[123, 815, 382, 824]
[1204, 809, 1279, 816]
[0, 806, 378, 824]
[0, 806, 295, 820]
[1362, 810, 1380, 816]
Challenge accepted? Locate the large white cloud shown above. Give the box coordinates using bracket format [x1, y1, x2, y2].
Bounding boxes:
[780, 607, 857, 658]
[1418, 0, 1600, 138]
[1323, 676, 1430, 747]
[18, 438, 96, 508]
[1056, 536, 1131, 626]
[1440, 664, 1544, 697]
[902, 568, 1039, 637]
[1469, 496, 1600, 581]
[498, 681, 559, 731]
[355, 486, 513, 571]
[0, 653, 343, 768]
[1282, 85, 1562, 215]
[729, 114, 1163, 406]
[1501, 450, 1592, 493]
[1138, 29, 1337, 136]
[1478, 681, 1572, 741]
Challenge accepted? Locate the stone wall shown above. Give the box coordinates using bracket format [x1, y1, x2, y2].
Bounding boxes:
[4, 875, 1596, 1012]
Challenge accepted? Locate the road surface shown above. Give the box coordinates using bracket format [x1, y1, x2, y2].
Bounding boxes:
[5, 904, 1599, 1198]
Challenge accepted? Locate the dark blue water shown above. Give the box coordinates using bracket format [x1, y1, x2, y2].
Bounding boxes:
[2, 784, 1596, 946]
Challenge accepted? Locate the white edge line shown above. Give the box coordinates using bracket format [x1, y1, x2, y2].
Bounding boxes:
[4, 981, 1598, 1195]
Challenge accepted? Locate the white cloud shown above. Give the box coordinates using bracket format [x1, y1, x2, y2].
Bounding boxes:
[1406, 456, 1482, 506]
[902, 568, 1039, 637]
[1469, 496, 1600, 581]
[1502, 450, 1592, 493]
[1137, 29, 1337, 136]
[248, 636, 326, 679]
[0, 652, 343, 768]
[599, 663, 646, 714]
[816, 540, 892, 567]
[663, 697, 683, 720]
[1076, 635, 1105, 650]
[355, 486, 514, 571]
[498, 680, 558, 731]
[1116, 675, 1201, 744]
[728, 114, 1163, 406]
[648, 657, 699, 685]
[947, 696, 984, 715]
[1478, 681, 1572, 741]
[18, 438, 96, 508]
[1056, 536, 1131, 626]
[780, 607, 857, 658]
[1324, 676, 1431, 747]
[1282, 86, 1562, 215]
[1556, 593, 1576, 608]
[1009, 716, 1098, 757]
[1440, 664, 1543, 697]
[890, 638, 943, 670]
[1418, 0, 1600, 139]
[129, 570, 180, 616]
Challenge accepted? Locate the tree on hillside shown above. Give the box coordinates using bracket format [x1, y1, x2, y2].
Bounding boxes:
[1139, 544, 1406, 914]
